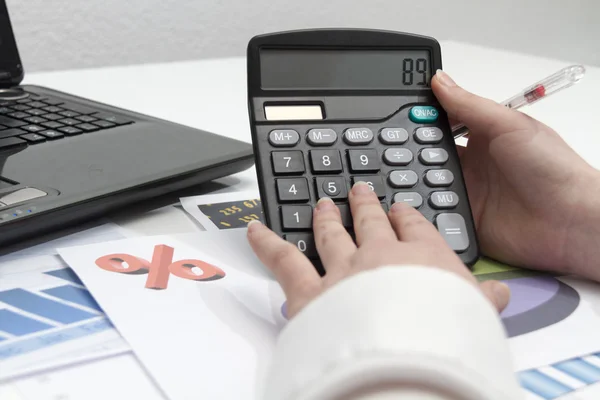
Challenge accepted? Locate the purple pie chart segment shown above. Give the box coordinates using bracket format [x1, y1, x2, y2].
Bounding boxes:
[500, 276, 580, 338]
[501, 277, 560, 318]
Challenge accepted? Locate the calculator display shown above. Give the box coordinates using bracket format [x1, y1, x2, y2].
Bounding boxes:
[260, 49, 431, 90]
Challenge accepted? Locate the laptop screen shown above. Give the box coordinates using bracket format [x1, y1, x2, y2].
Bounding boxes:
[0, 0, 23, 85]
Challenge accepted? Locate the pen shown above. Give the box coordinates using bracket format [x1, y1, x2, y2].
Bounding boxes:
[451, 65, 587, 139]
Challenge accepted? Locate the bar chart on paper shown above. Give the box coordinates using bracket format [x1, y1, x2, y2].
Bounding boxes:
[0, 254, 130, 381]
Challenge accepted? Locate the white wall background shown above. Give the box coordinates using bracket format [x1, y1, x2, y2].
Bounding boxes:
[6, 0, 599, 72]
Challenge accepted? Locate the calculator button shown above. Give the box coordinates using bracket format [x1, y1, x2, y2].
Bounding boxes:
[348, 149, 379, 172]
[393, 192, 423, 208]
[379, 128, 408, 144]
[414, 127, 443, 144]
[316, 177, 348, 199]
[383, 148, 413, 166]
[343, 127, 373, 145]
[276, 178, 310, 202]
[436, 213, 469, 252]
[425, 169, 454, 187]
[388, 170, 418, 188]
[310, 150, 342, 173]
[272, 151, 305, 175]
[269, 130, 299, 147]
[307, 129, 337, 146]
[419, 148, 449, 165]
[351, 176, 385, 199]
[409, 106, 439, 123]
[281, 205, 313, 230]
[429, 191, 459, 209]
[337, 204, 353, 227]
[285, 233, 318, 258]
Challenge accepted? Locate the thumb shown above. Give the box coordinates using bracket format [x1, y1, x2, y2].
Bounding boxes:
[479, 280, 511, 312]
[431, 70, 529, 140]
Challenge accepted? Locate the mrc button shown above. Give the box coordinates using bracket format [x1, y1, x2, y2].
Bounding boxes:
[409, 106, 439, 123]
[343, 127, 373, 145]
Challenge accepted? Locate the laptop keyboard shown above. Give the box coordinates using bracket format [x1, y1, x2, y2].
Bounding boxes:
[0, 92, 135, 150]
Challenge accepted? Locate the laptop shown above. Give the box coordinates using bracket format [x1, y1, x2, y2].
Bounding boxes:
[0, 1, 254, 248]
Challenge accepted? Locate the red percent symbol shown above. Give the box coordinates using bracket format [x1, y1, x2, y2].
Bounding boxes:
[95, 244, 226, 290]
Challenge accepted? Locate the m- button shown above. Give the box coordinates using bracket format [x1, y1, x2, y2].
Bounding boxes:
[307, 128, 337, 146]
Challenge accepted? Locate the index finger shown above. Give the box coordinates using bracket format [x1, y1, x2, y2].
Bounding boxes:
[246, 220, 321, 303]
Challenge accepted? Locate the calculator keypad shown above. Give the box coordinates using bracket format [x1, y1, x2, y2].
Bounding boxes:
[256, 103, 477, 269]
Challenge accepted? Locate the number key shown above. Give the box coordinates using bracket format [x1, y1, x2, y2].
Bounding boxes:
[315, 177, 347, 199]
[276, 178, 309, 202]
[272, 151, 305, 175]
[348, 149, 379, 172]
[351, 176, 385, 198]
[285, 233, 317, 258]
[310, 150, 342, 173]
[281, 205, 313, 230]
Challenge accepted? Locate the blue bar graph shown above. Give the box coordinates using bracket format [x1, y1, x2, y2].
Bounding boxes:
[42, 285, 103, 312]
[554, 359, 600, 384]
[0, 309, 54, 336]
[519, 370, 572, 399]
[44, 268, 84, 285]
[0, 289, 96, 324]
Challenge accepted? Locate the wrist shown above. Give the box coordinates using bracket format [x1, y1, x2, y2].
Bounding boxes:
[564, 169, 600, 281]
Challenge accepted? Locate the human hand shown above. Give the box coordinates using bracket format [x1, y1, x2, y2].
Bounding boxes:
[432, 70, 600, 280]
[247, 182, 510, 319]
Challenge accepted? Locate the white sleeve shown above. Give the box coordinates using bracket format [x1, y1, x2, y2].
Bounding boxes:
[264, 266, 523, 400]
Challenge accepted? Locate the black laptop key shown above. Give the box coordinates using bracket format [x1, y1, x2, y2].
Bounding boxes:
[7, 112, 30, 119]
[22, 125, 45, 133]
[20, 133, 46, 143]
[92, 119, 116, 128]
[0, 107, 11, 114]
[58, 126, 83, 136]
[26, 109, 47, 116]
[0, 125, 5, 131]
[17, 98, 32, 104]
[40, 130, 65, 140]
[41, 121, 64, 129]
[76, 123, 99, 132]
[93, 112, 133, 125]
[27, 101, 47, 108]
[59, 118, 80, 126]
[0, 137, 27, 150]
[0, 128, 26, 139]
[24, 116, 47, 124]
[0, 115, 26, 128]
[41, 97, 65, 106]
[61, 102, 98, 115]
[75, 115, 97, 123]
[11, 104, 31, 111]
[59, 110, 80, 118]
[42, 106, 63, 113]
[43, 113, 63, 121]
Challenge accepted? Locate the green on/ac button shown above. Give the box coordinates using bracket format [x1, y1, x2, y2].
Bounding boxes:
[409, 106, 439, 123]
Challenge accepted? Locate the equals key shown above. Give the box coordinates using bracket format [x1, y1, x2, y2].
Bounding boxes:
[436, 213, 469, 252]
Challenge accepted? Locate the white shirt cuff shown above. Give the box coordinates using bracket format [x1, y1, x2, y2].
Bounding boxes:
[264, 266, 523, 400]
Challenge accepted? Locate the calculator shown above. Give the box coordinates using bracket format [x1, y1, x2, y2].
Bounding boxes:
[247, 29, 479, 273]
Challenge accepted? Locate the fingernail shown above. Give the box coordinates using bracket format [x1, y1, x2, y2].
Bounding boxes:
[493, 281, 511, 309]
[247, 219, 263, 233]
[352, 181, 371, 195]
[316, 197, 336, 210]
[435, 69, 456, 87]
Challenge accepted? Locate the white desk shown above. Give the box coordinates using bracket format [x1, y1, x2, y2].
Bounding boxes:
[6, 40, 600, 398]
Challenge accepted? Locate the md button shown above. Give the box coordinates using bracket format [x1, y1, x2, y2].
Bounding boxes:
[409, 106, 438, 123]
